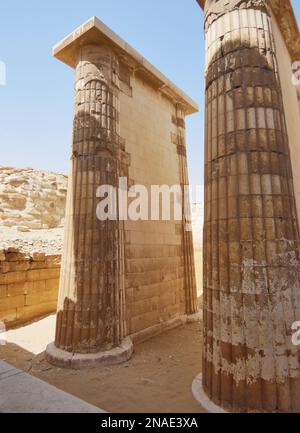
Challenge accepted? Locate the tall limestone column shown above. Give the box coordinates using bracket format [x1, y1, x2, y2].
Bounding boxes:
[46, 44, 133, 368]
[195, 0, 300, 412]
[175, 104, 198, 316]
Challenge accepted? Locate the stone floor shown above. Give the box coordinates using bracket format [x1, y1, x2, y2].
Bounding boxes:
[0, 361, 104, 413]
[0, 315, 205, 413]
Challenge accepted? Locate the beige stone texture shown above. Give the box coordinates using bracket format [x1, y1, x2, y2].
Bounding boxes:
[0, 249, 60, 327]
[120, 83, 198, 334]
[0, 167, 67, 230]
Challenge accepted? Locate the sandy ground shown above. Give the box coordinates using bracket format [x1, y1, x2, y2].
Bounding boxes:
[0, 315, 204, 413]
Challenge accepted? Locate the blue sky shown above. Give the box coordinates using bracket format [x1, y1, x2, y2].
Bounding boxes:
[0, 0, 299, 190]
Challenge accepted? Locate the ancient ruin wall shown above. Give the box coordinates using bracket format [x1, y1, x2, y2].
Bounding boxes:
[119, 69, 198, 337]
[0, 250, 60, 327]
[48, 17, 199, 360]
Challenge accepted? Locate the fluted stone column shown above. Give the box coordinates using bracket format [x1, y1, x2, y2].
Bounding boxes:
[46, 44, 133, 368]
[175, 104, 198, 316]
[197, 0, 300, 412]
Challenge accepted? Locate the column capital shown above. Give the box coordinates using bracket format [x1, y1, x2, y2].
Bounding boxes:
[196, 0, 300, 61]
[53, 16, 198, 115]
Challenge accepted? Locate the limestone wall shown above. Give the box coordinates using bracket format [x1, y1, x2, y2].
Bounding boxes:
[271, 13, 300, 225]
[120, 73, 195, 336]
[0, 249, 60, 327]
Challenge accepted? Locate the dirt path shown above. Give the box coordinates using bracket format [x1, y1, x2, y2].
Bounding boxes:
[0, 320, 204, 413]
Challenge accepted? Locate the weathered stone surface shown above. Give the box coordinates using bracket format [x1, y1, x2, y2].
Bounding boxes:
[0, 167, 67, 231]
[198, 0, 300, 61]
[0, 248, 61, 328]
[201, 0, 300, 413]
[53, 42, 128, 356]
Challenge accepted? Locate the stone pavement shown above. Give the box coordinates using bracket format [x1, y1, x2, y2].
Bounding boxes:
[0, 361, 105, 413]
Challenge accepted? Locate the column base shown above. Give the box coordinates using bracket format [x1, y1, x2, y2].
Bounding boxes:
[46, 337, 133, 369]
[186, 310, 203, 323]
[192, 373, 228, 413]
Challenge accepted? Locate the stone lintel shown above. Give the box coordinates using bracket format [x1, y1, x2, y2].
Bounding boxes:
[53, 16, 199, 115]
[196, 0, 300, 62]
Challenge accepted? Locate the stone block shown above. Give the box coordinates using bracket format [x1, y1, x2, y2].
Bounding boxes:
[5, 253, 29, 262]
[16, 302, 57, 323]
[25, 290, 56, 307]
[0, 285, 7, 299]
[130, 310, 160, 334]
[1, 271, 27, 285]
[7, 282, 29, 297]
[32, 253, 46, 262]
[0, 262, 10, 273]
[0, 308, 17, 324]
[6, 261, 30, 272]
[0, 295, 25, 312]
[26, 280, 46, 294]
[27, 268, 60, 281]
[45, 278, 59, 292]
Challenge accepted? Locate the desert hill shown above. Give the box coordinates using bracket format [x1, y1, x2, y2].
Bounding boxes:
[0, 167, 67, 231]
